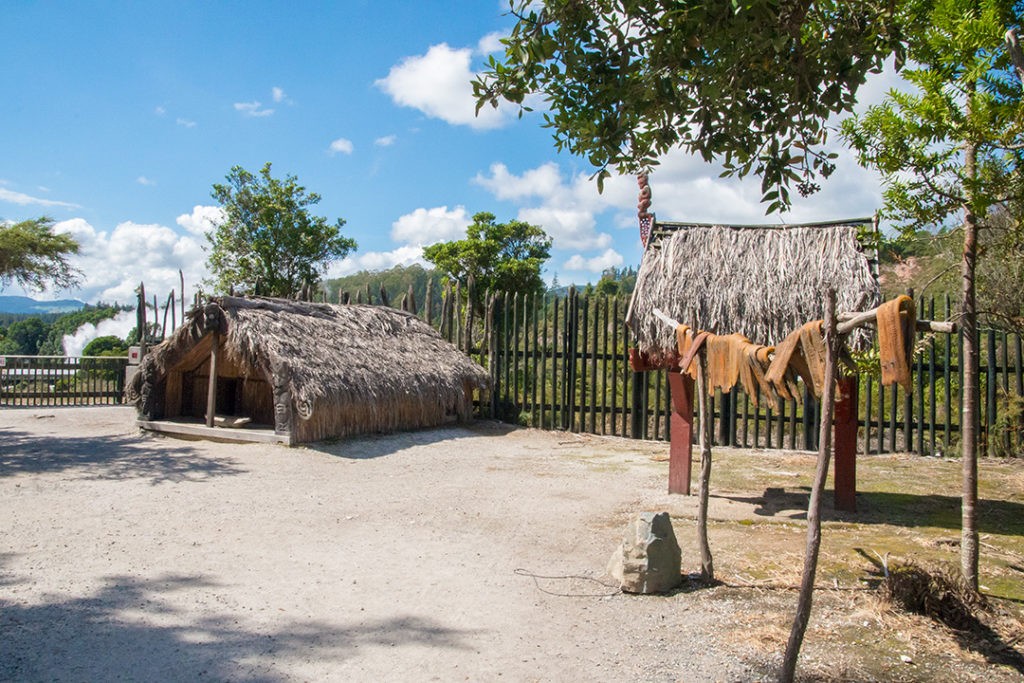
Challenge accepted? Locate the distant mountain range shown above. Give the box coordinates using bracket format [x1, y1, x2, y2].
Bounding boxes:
[0, 295, 86, 314]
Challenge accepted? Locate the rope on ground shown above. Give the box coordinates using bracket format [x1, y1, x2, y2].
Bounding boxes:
[514, 568, 621, 598]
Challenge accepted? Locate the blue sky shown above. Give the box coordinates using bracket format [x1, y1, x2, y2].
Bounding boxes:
[2, 1, 894, 306]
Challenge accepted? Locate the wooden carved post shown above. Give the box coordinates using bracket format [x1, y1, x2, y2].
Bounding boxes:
[781, 289, 839, 682]
[668, 369, 695, 495]
[424, 278, 434, 325]
[138, 282, 147, 358]
[206, 332, 220, 428]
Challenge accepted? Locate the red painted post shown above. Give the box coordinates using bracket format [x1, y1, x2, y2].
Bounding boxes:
[833, 376, 858, 512]
[668, 370, 695, 495]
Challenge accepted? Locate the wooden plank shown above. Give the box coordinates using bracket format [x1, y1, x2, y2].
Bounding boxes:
[929, 298, 937, 455]
[513, 293, 520, 412]
[987, 329, 997, 456]
[580, 295, 589, 432]
[600, 296, 609, 435]
[205, 332, 220, 428]
[589, 296, 599, 434]
[138, 419, 290, 445]
[612, 297, 620, 436]
[863, 374, 873, 454]
[834, 376, 858, 512]
[944, 294, 953, 454]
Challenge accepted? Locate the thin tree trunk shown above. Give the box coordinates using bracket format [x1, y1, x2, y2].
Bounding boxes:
[961, 133, 980, 591]
[695, 350, 714, 580]
[780, 289, 838, 683]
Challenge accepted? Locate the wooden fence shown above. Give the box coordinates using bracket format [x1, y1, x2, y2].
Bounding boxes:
[7, 289, 1022, 457]
[0, 355, 129, 407]
[427, 289, 1023, 456]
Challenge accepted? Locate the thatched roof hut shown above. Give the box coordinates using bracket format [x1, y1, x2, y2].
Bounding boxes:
[627, 218, 880, 358]
[127, 296, 490, 444]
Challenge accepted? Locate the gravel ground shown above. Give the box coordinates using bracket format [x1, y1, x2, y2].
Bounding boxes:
[1, 406, 765, 682]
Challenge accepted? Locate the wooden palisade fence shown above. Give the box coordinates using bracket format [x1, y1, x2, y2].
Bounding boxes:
[7, 283, 1023, 459]
[422, 286, 1022, 457]
[0, 355, 129, 407]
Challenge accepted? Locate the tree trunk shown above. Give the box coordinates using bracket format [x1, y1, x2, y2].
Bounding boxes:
[961, 135, 980, 591]
[695, 350, 714, 581]
[780, 289, 838, 683]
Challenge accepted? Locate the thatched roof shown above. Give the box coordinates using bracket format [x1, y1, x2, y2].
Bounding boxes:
[627, 219, 880, 356]
[128, 296, 490, 441]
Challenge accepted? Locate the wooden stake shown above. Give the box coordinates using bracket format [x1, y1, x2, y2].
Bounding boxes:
[781, 289, 839, 682]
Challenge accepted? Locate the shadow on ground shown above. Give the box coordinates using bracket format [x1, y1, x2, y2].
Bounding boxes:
[308, 421, 514, 461]
[0, 570, 478, 681]
[0, 428, 246, 484]
[717, 488, 1024, 536]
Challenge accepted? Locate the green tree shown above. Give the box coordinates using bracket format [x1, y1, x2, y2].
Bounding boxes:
[474, 0, 915, 207]
[207, 163, 357, 297]
[0, 217, 80, 291]
[842, 0, 1024, 591]
[594, 266, 637, 297]
[422, 212, 551, 307]
[5, 317, 48, 354]
[82, 335, 128, 356]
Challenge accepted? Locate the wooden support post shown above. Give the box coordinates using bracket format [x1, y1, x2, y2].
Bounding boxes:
[782, 289, 839, 682]
[695, 351, 714, 580]
[668, 370, 695, 495]
[834, 376, 859, 512]
[206, 332, 220, 428]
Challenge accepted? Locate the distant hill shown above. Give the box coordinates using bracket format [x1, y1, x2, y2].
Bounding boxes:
[0, 295, 86, 314]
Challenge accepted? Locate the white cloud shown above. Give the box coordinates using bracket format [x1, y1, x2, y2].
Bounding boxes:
[154, 106, 166, 116]
[176, 205, 224, 236]
[563, 248, 624, 273]
[477, 32, 504, 55]
[0, 186, 80, 209]
[176, 117, 197, 128]
[375, 42, 509, 130]
[390, 206, 471, 245]
[374, 134, 397, 147]
[272, 86, 287, 103]
[234, 101, 274, 117]
[473, 162, 622, 251]
[328, 138, 354, 155]
[48, 217, 210, 305]
[136, 176, 156, 187]
[474, 162, 563, 201]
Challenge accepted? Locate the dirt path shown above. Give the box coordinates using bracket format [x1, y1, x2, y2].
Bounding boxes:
[1, 407, 763, 682]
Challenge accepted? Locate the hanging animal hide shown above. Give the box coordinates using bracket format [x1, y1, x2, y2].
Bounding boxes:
[877, 295, 916, 390]
[766, 320, 827, 400]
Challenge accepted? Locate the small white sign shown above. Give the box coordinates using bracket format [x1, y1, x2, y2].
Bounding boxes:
[128, 346, 142, 365]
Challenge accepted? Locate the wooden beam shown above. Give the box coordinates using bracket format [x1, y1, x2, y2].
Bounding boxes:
[833, 376, 858, 512]
[837, 308, 956, 335]
[205, 332, 220, 428]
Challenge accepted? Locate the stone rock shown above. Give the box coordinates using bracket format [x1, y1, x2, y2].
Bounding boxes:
[607, 511, 682, 594]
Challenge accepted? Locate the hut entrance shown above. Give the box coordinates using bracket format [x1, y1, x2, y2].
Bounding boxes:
[163, 334, 274, 427]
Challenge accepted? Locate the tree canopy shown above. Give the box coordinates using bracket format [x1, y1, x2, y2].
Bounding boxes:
[206, 163, 357, 297]
[475, 0, 914, 209]
[842, 0, 1024, 591]
[0, 217, 81, 292]
[422, 212, 551, 305]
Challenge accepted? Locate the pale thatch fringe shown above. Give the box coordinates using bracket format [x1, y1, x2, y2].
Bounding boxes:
[627, 224, 879, 355]
[128, 296, 490, 441]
